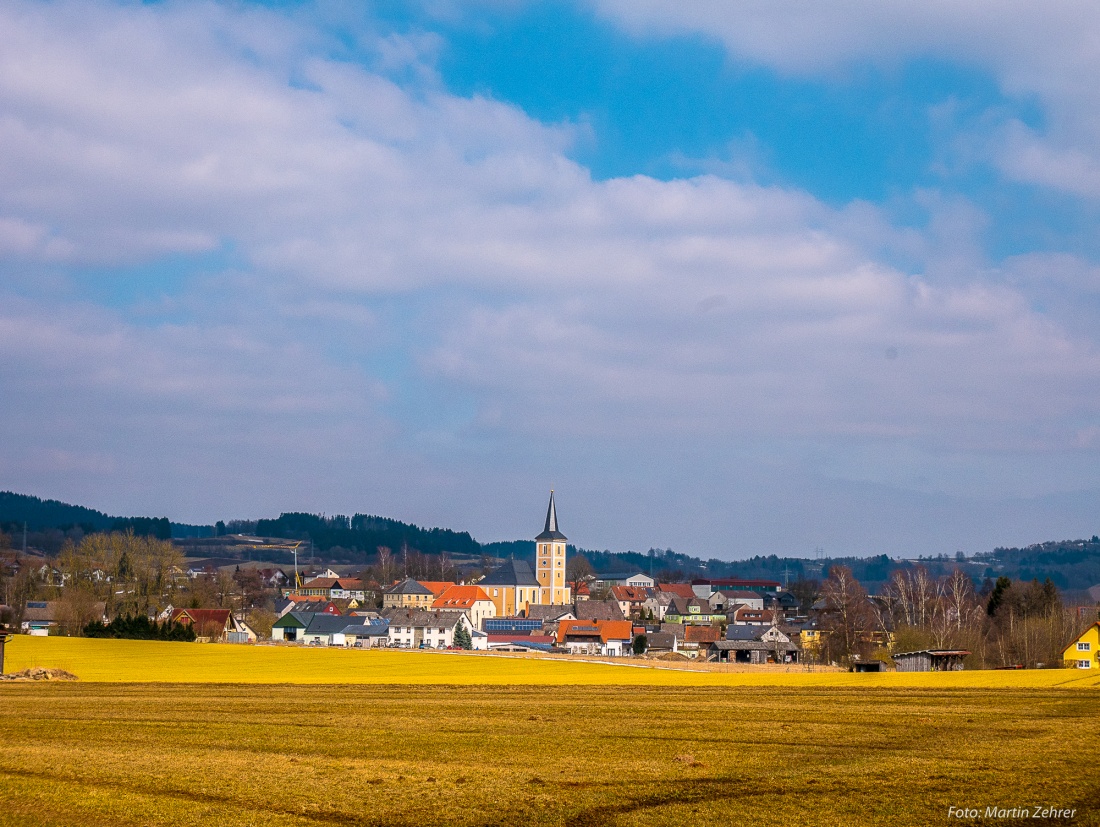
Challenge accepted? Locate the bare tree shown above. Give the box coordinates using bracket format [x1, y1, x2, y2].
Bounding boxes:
[820, 566, 875, 665]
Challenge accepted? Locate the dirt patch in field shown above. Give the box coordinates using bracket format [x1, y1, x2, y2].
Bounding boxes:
[0, 667, 79, 682]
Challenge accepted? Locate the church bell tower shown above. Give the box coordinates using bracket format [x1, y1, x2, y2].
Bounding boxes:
[536, 490, 570, 606]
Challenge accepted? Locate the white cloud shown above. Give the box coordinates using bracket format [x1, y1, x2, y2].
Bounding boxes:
[594, 1, 1100, 199]
[0, 1, 1098, 553]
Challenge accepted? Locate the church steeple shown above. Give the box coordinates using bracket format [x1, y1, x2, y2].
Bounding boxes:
[536, 490, 567, 541]
[535, 490, 569, 606]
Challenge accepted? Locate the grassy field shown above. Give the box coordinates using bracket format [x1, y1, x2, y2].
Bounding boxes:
[1, 681, 1097, 826]
[7, 635, 1100, 688]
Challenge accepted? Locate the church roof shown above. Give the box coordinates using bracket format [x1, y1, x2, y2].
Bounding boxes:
[535, 490, 567, 541]
[480, 558, 540, 587]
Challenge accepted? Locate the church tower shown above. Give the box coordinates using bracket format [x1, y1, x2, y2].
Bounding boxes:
[536, 490, 570, 606]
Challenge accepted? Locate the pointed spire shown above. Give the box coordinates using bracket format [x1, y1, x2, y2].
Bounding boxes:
[536, 489, 567, 541]
[545, 489, 558, 535]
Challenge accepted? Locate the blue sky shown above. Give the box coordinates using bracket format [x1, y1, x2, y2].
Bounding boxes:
[2, 1, 1099, 559]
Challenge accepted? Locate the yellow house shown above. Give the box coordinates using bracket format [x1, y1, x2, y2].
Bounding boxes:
[1063, 621, 1100, 669]
[382, 578, 434, 610]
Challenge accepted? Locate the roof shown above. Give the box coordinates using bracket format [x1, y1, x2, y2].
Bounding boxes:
[557, 619, 634, 644]
[487, 634, 555, 645]
[711, 640, 800, 652]
[385, 578, 433, 596]
[893, 649, 972, 658]
[433, 585, 492, 609]
[304, 614, 364, 635]
[684, 625, 722, 644]
[302, 577, 363, 590]
[480, 558, 539, 587]
[525, 605, 576, 622]
[644, 632, 677, 649]
[659, 583, 696, 599]
[535, 490, 567, 541]
[171, 608, 231, 628]
[418, 581, 456, 598]
[611, 585, 650, 602]
[575, 600, 625, 621]
[339, 623, 388, 636]
[382, 608, 470, 629]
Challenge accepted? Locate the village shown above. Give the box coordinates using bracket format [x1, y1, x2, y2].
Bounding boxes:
[6, 493, 1097, 673]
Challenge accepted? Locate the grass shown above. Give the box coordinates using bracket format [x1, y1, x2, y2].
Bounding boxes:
[6, 635, 1100, 688]
[1, 682, 1097, 826]
[3, 638, 1098, 825]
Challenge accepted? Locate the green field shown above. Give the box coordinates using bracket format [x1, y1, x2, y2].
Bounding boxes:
[2, 638, 1098, 825]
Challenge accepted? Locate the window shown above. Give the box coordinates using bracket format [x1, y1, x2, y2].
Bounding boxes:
[1079, 660, 1092, 669]
[1077, 642, 1091, 651]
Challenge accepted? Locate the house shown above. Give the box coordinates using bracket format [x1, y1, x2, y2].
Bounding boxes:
[664, 596, 716, 625]
[611, 585, 651, 619]
[21, 600, 108, 636]
[418, 581, 456, 600]
[556, 619, 633, 656]
[729, 607, 777, 626]
[300, 614, 370, 646]
[594, 573, 656, 589]
[681, 624, 722, 655]
[169, 608, 239, 641]
[712, 590, 764, 612]
[383, 608, 474, 649]
[641, 591, 673, 621]
[658, 583, 695, 600]
[893, 650, 971, 672]
[345, 624, 393, 651]
[288, 576, 366, 601]
[382, 578, 435, 610]
[710, 625, 800, 664]
[275, 596, 342, 617]
[1063, 621, 1100, 668]
[432, 585, 497, 631]
[641, 631, 678, 655]
[271, 611, 312, 642]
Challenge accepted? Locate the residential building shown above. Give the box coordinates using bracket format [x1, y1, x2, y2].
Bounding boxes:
[382, 578, 434, 610]
[1063, 621, 1100, 668]
[383, 608, 474, 649]
[21, 600, 107, 636]
[169, 608, 239, 641]
[611, 585, 650, 619]
[432, 585, 497, 630]
[556, 619, 634, 656]
[594, 573, 656, 589]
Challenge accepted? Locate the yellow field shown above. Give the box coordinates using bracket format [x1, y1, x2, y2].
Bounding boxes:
[7, 635, 1100, 688]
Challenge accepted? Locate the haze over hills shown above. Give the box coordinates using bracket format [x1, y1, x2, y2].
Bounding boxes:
[1, 491, 1098, 592]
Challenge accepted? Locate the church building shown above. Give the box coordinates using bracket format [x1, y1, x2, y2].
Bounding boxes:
[480, 491, 572, 617]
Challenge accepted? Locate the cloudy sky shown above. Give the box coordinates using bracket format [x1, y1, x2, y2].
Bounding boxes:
[2, 1, 1099, 559]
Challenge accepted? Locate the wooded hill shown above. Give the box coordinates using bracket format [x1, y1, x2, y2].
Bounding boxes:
[2, 490, 1097, 590]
